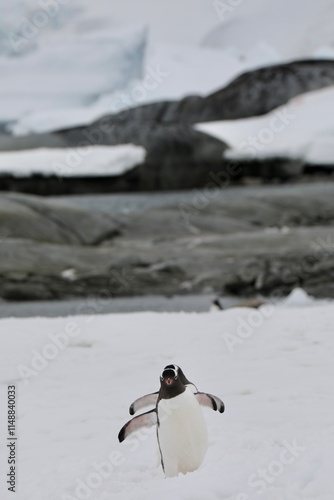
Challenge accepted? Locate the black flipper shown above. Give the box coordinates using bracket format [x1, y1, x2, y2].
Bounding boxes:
[195, 392, 225, 413]
[129, 392, 159, 415]
[118, 409, 157, 443]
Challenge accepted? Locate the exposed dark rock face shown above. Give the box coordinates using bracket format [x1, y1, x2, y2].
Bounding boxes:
[198, 59, 334, 121]
[0, 60, 333, 194]
[1, 60, 333, 145]
[57, 59, 334, 136]
[0, 127, 230, 194]
[1, 226, 334, 301]
[1, 183, 334, 301]
[0, 193, 120, 245]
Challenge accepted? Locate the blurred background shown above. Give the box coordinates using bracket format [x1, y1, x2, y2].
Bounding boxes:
[1, 0, 334, 315]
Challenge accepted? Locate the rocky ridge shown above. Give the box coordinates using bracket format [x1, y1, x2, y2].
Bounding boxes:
[1, 182, 334, 301]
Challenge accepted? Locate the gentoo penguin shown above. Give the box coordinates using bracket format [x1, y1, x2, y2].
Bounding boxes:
[118, 365, 224, 477]
[211, 298, 224, 311]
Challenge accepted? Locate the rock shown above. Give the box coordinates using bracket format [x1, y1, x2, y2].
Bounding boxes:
[231, 299, 267, 309]
[0, 183, 334, 300]
[0, 60, 334, 193]
[1, 226, 334, 301]
[199, 59, 334, 121]
[0, 192, 121, 245]
[120, 126, 229, 191]
[56, 60, 334, 133]
[0, 127, 229, 194]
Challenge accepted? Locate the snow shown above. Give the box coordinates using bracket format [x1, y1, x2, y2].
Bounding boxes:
[0, 25, 146, 123]
[195, 86, 334, 165]
[0, 145, 146, 177]
[0, 0, 317, 136]
[140, 42, 282, 104]
[281, 288, 323, 308]
[0, 0, 220, 133]
[75, 0, 219, 47]
[2, 0, 334, 168]
[3, 0, 331, 66]
[204, 0, 334, 60]
[10, 41, 283, 135]
[0, 0, 218, 58]
[0, 298, 333, 499]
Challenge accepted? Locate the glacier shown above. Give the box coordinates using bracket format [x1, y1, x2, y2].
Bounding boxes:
[0, 17, 147, 123]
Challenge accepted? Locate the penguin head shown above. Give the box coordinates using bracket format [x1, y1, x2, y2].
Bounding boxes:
[162, 364, 196, 389]
[160, 365, 179, 387]
[159, 365, 194, 399]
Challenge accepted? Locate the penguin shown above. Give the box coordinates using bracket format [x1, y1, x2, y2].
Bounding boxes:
[210, 298, 224, 312]
[118, 364, 224, 477]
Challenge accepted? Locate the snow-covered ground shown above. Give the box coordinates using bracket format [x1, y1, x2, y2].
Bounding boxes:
[0, 145, 146, 177]
[0, 291, 333, 500]
[196, 86, 334, 165]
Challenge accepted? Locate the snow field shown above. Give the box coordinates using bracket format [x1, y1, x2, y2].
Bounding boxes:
[196, 87, 334, 165]
[0, 145, 146, 177]
[2, 0, 334, 167]
[0, 296, 333, 499]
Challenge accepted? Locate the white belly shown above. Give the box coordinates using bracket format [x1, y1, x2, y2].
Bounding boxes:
[157, 387, 208, 477]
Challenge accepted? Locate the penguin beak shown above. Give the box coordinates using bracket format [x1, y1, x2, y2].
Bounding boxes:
[165, 378, 173, 385]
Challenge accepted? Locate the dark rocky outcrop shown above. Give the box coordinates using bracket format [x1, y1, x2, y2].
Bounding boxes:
[0, 127, 230, 194]
[1, 225, 334, 301]
[1, 182, 334, 301]
[0, 193, 120, 245]
[0, 59, 334, 194]
[2, 58, 334, 153]
[0, 60, 333, 171]
[74, 59, 334, 128]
